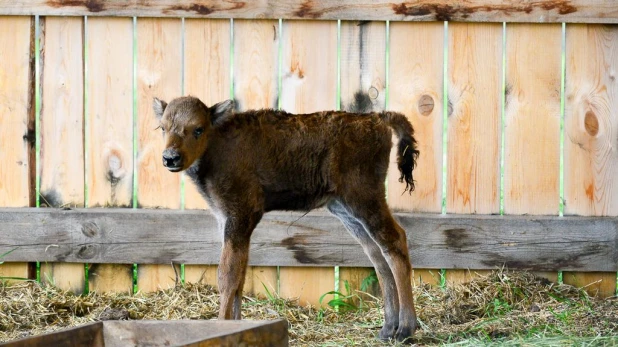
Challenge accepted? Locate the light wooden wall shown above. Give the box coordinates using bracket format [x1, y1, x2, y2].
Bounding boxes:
[1, 2, 618, 302]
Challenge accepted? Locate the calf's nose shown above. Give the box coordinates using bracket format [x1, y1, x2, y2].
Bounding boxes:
[162, 149, 182, 168]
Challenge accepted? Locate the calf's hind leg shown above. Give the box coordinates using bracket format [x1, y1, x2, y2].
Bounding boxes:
[341, 198, 418, 342]
[327, 200, 400, 340]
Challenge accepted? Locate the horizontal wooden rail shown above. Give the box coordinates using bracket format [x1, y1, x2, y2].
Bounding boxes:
[0, 208, 616, 271]
[0, 1, 617, 23]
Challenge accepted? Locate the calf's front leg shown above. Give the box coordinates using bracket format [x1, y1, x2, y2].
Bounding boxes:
[217, 215, 260, 320]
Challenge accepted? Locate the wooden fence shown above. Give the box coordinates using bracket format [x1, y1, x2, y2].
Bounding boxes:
[1, 1, 618, 305]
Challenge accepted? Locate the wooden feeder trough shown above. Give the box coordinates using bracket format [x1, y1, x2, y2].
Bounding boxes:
[1, 319, 288, 347]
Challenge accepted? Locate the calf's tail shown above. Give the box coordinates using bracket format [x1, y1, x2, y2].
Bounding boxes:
[379, 111, 420, 193]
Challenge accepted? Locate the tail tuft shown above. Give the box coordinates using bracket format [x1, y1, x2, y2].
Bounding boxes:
[380, 112, 420, 194]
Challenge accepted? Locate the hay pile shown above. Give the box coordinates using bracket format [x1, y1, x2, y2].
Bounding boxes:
[1, 270, 617, 346]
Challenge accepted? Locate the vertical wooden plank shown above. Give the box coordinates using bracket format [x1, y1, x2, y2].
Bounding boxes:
[445, 23, 502, 284]
[387, 22, 443, 212]
[86, 17, 134, 293]
[135, 18, 182, 293]
[183, 18, 230, 211]
[503, 23, 562, 286]
[338, 20, 385, 299]
[182, 19, 230, 288]
[563, 24, 618, 298]
[231, 19, 279, 297]
[38, 17, 86, 293]
[278, 20, 337, 306]
[388, 22, 443, 290]
[0, 16, 35, 283]
[504, 24, 561, 215]
[88, 264, 133, 294]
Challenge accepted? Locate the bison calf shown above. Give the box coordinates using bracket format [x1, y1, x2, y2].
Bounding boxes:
[153, 96, 420, 342]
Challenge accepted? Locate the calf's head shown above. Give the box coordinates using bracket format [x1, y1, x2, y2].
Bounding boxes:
[152, 96, 234, 172]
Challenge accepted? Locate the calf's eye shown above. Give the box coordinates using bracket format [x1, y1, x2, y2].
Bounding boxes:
[193, 127, 204, 138]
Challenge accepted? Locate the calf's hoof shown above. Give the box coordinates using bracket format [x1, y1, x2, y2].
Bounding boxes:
[394, 323, 417, 344]
[378, 323, 397, 341]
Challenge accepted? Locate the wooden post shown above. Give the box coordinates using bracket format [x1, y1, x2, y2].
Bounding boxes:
[563, 24, 618, 297]
[277, 20, 337, 307]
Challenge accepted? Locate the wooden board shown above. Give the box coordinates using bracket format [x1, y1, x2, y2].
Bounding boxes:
[1, 208, 617, 272]
[40, 262, 85, 293]
[231, 19, 280, 299]
[445, 22, 502, 284]
[3, 320, 288, 347]
[0, 16, 35, 283]
[278, 19, 337, 306]
[338, 20, 387, 296]
[388, 22, 443, 212]
[88, 263, 133, 294]
[183, 18, 230, 210]
[503, 23, 561, 215]
[135, 17, 182, 293]
[136, 263, 181, 293]
[38, 16, 86, 293]
[85, 17, 134, 292]
[184, 265, 277, 297]
[563, 24, 618, 298]
[3, 1, 618, 23]
[279, 267, 334, 307]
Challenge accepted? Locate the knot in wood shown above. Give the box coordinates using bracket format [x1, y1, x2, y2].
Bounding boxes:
[418, 94, 434, 116]
[368, 87, 379, 100]
[584, 110, 599, 136]
[82, 222, 99, 237]
[77, 244, 97, 260]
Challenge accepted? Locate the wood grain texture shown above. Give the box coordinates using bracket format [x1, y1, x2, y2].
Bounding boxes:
[233, 19, 279, 111]
[85, 17, 134, 292]
[280, 20, 337, 113]
[135, 17, 182, 293]
[1, 209, 616, 272]
[445, 23, 502, 284]
[503, 24, 561, 215]
[137, 264, 181, 292]
[388, 22, 443, 212]
[184, 265, 278, 297]
[88, 263, 133, 294]
[86, 17, 133, 208]
[40, 17, 84, 209]
[0, 16, 34, 282]
[2, 1, 618, 23]
[183, 19, 230, 210]
[340, 21, 386, 113]
[136, 18, 182, 209]
[447, 23, 501, 214]
[232, 19, 280, 299]
[38, 17, 86, 293]
[40, 262, 85, 293]
[278, 20, 337, 306]
[279, 267, 334, 307]
[563, 24, 618, 298]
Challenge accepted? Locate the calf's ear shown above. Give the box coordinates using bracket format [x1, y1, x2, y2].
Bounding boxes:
[153, 97, 167, 120]
[211, 99, 235, 126]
